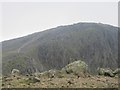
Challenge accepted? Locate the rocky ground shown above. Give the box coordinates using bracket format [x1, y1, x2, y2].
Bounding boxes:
[1, 74, 119, 88]
[1, 60, 119, 88]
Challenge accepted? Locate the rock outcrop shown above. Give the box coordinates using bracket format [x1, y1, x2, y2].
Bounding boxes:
[62, 60, 88, 77]
[97, 68, 115, 77]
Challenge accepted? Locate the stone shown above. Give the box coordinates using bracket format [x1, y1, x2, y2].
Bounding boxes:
[113, 68, 120, 75]
[104, 69, 114, 77]
[97, 68, 105, 75]
[11, 69, 20, 76]
[97, 68, 115, 77]
[28, 76, 40, 83]
[62, 60, 88, 77]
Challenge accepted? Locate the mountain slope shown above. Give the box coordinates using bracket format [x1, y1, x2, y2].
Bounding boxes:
[2, 22, 118, 75]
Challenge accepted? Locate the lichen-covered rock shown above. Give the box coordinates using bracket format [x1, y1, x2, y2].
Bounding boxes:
[40, 69, 58, 78]
[11, 69, 20, 76]
[47, 69, 57, 78]
[39, 71, 49, 77]
[97, 68, 105, 75]
[97, 68, 114, 77]
[55, 70, 67, 78]
[62, 60, 88, 77]
[104, 69, 114, 77]
[113, 68, 120, 75]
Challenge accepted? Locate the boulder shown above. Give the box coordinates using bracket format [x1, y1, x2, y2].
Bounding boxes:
[104, 69, 114, 77]
[28, 76, 40, 83]
[55, 70, 66, 78]
[48, 69, 57, 78]
[113, 68, 120, 75]
[40, 69, 58, 78]
[11, 69, 20, 76]
[62, 60, 88, 77]
[97, 68, 105, 75]
[97, 68, 114, 77]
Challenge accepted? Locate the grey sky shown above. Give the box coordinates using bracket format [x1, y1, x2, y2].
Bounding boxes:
[1, 2, 118, 41]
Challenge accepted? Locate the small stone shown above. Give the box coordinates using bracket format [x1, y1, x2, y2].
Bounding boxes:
[28, 76, 40, 83]
[11, 69, 20, 76]
[68, 81, 72, 84]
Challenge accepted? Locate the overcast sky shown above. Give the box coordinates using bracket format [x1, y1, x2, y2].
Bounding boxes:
[0, 2, 118, 41]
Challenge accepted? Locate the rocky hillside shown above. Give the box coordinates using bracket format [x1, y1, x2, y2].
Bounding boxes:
[2, 60, 119, 88]
[2, 22, 118, 75]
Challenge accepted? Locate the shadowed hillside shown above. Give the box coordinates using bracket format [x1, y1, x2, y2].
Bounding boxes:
[2, 22, 118, 75]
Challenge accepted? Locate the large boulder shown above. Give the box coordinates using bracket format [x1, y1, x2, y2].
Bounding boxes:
[62, 60, 88, 77]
